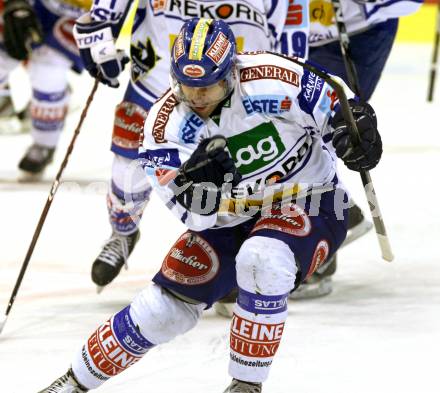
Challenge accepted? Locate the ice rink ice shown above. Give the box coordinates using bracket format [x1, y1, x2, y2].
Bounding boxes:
[0, 43, 439, 392]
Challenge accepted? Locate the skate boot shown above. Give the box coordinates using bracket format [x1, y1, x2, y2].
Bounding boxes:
[223, 379, 262, 393]
[289, 254, 337, 300]
[214, 287, 238, 318]
[38, 368, 88, 392]
[18, 143, 55, 176]
[342, 203, 373, 247]
[92, 230, 140, 291]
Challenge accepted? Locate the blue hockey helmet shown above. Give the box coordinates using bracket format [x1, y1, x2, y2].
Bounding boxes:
[170, 18, 236, 102]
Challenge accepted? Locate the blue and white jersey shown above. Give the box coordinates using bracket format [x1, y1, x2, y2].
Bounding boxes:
[278, 0, 423, 57]
[140, 52, 351, 231]
[90, 0, 289, 104]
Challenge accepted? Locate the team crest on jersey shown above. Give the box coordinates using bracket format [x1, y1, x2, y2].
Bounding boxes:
[206, 32, 231, 65]
[131, 38, 162, 82]
[161, 232, 220, 285]
[242, 95, 292, 115]
[226, 122, 286, 176]
[240, 65, 299, 87]
[183, 64, 205, 78]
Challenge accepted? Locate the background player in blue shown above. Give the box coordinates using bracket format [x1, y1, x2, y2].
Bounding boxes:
[39, 17, 383, 393]
[0, 0, 93, 177]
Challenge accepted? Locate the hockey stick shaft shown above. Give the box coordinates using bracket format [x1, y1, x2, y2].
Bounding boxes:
[330, 0, 364, 99]
[428, 2, 440, 102]
[0, 79, 99, 336]
[287, 56, 394, 262]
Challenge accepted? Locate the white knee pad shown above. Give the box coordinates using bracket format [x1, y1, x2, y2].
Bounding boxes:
[236, 236, 298, 295]
[130, 284, 205, 345]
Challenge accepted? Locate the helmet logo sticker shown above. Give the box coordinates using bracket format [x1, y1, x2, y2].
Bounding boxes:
[174, 31, 185, 61]
[183, 64, 206, 78]
[206, 32, 232, 66]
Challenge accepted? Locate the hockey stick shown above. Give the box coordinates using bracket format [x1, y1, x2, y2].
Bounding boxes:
[324, 0, 393, 260]
[428, 1, 440, 102]
[287, 55, 394, 262]
[0, 79, 100, 336]
[330, 0, 364, 99]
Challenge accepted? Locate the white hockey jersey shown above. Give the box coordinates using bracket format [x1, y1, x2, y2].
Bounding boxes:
[90, 0, 288, 102]
[140, 52, 351, 231]
[279, 0, 423, 57]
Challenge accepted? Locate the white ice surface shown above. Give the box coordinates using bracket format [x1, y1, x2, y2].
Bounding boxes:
[0, 44, 439, 393]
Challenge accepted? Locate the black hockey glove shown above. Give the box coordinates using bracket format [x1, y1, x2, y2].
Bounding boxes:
[331, 100, 382, 172]
[173, 135, 241, 215]
[3, 0, 44, 60]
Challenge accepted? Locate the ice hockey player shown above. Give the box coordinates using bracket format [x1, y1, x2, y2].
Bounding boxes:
[39, 17, 382, 393]
[73, 0, 289, 290]
[0, 0, 92, 177]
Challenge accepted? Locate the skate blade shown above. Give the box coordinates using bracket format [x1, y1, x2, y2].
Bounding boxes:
[289, 277, 332, 300]
[96, 286, 105, 294]
[341, 219, 373, 248]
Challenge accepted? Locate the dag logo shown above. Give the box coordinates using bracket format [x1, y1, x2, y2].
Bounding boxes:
[226, 122, 286, 175]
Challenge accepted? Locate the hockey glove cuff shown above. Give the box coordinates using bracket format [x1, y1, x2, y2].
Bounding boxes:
[74, 13, 129, 88]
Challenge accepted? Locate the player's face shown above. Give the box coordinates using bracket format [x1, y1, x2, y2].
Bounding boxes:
[180, 80, 227, 118]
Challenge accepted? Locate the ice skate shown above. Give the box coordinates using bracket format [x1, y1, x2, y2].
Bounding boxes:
[18, 143, 55, 179]
[289, 254, 337, 300]
[223, 379, 262, 393]
[38, 368, 88, 392]
[92, 230, 140, 291]
[341, 204, 373, 248]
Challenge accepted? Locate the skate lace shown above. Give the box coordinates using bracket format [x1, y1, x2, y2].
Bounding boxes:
[98, 235, 130, 268]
